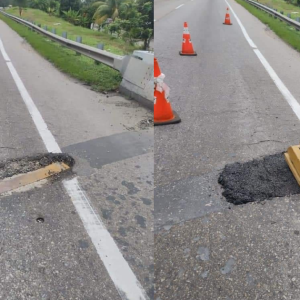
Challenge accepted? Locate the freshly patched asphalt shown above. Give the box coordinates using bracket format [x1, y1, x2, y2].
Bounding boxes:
[219, 152, 300, 205]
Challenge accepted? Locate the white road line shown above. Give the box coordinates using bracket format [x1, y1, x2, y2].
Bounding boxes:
[225, 1, 257, 48]
[0, 39, 10, 61]
[254, 49, 300, 119]
[176, 4, 184, 9]
[5, 61, 61, 154]
[225, 0, 300, 121]
[0, 37, 149, 300]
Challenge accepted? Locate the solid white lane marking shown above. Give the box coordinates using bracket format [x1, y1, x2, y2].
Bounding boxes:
[225, 0, 257, 48]
[225, 0, 300, 121]
[0, 37, 148, 300]
[5, 62, 61, 153]
[64, 178, 148, 300]
[0, 39, 10, 61]
[176, 4, 184, 9]
[254, 49, 300, 119]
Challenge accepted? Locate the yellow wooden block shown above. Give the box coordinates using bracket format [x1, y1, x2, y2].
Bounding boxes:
[285, 145, 300, 186]
[0, 162, 70, 194]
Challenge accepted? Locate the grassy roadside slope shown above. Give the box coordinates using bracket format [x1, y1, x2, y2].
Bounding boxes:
[257, 0, 300, 18]
[0, 12, 122, 91]
[236, 0, 300, 52]
[6, 7, 138, 55]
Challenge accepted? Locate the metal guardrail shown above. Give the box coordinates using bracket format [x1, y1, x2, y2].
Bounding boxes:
[243, 0, 300, 30]
[0, 10, 125, 71]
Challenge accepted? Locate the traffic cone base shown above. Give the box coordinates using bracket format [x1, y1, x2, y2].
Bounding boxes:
[154, 90, 181, 126]
[179, 51, 197, 56]
[154, 110, 181, 126]
[284, 145, 300, 186]
[223, 22, 232, 25]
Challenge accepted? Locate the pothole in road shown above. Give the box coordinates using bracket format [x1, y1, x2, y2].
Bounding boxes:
[0, 153, 75, 195]
[218, 152, 300, 205]
[0, 153, 74, 180]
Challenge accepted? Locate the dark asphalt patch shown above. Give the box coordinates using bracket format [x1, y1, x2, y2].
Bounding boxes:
[0, 153, 74, 179]
[62, 131, 152, 169]
[218, 152, 300, 205]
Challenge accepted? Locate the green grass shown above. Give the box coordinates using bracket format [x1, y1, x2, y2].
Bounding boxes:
[236, 0, 300, 52]
[0, 12, 123, 91]
[257, 0, 300, 18]
[6, 7, 138, 55]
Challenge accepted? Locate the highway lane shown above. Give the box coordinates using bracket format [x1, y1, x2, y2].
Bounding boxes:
[155, 0, 300, 299]
[154, 0, 193, 21]
[0, 19, 153, 299]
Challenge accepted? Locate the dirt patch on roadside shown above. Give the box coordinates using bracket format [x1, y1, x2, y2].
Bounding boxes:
[124, 118, 153, 131]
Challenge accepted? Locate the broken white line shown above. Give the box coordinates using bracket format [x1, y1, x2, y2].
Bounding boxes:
[176, 4, 184, 9]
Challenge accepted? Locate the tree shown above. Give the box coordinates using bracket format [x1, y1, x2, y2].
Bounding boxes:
[29, 0, 49, 11]
[60, 0, 80, 15]
[63, 8, 79, 23]
[137, 0, 153, 49]
[13, 0, 27, 16]
[0, 0, 10, 7]
[80, 3, 98, 27]
[92, 0, 121, 24]
[117, 0, 153, 49]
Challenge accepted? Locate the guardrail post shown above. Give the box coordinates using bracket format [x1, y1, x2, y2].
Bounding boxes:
[97, 43, 104, 50]
[76, 36, 82, 56]
[95, 43, 104, 65]
[62, 32, 67, 39]
[51, 28, 56, 34]
[280, 11, 284, 21]
[287, 13, 291, 19]
[43, 25, 47, 31]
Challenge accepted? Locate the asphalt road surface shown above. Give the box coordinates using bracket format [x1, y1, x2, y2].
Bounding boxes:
[155, 0, 300, 299]
[0, 19, 153, 299]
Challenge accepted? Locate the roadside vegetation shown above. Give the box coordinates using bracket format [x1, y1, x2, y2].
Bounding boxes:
[0, 0, 153, 91]
[0, 13, 122, 91]
[236, 0, 300, 52]
[4, 7, 136, 55]
[0, 0, 153, 50]
[258, 0, 300, 17]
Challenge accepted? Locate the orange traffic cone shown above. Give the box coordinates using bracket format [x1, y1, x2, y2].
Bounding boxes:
[154, 57, 161, 77]
[154, 58, 181, 126]
[179, 22, 197, 56]
[223, 8, 232, 25]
